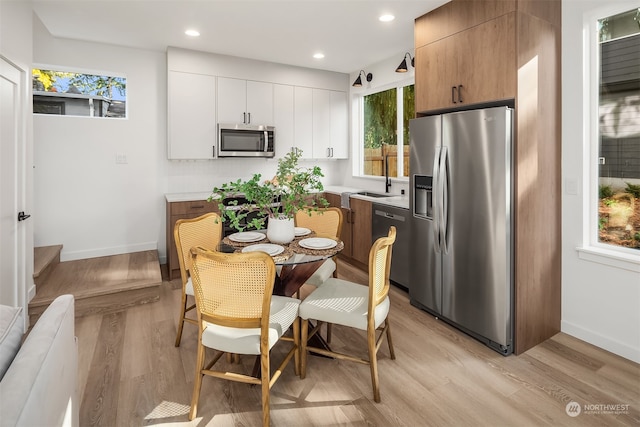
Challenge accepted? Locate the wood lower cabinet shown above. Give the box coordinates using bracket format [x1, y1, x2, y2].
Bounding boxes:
[349, 197, 372, 266]
[325, 193, 371, 269]
[415, 12, 516, 112]
[166, 199, 219, 280]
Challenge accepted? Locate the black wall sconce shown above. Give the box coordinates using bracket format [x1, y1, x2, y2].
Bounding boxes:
[352, 70, 373, 87]
[395, 52, 415, 73]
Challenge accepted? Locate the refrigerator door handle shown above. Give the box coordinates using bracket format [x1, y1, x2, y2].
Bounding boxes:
[432, 146, 442, 253]
[441, 146, 451, 252]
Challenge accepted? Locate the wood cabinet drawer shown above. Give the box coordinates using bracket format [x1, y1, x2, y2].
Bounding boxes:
[170, 200, 218, 215]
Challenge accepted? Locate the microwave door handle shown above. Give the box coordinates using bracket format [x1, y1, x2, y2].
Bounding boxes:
[264, 131, 269, 152]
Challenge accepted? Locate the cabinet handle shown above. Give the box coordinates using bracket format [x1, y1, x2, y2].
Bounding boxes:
[247, 112, 251, 124]
[458, 85, 463, 103]
[330, 147, 334, 157]
[243, 112, 246, 124]
[452, 86, 457, 104]
[327, 147, 330, 157]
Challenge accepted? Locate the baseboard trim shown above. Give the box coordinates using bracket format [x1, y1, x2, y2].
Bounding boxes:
[561, 320, 640, 364]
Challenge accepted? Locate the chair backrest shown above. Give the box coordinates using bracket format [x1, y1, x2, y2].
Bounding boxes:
[295, 207, 343, 238]
[189, 247, 276, 331]
[174, 212, 223, 286]
[368, 226, 397, 314]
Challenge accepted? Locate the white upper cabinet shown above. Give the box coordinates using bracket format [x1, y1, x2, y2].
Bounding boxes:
[294, 86, 314, 158]
[312, 89, 331, 158]
[312, 88, 348, 159]
[273, 84, 295, 159]
[168, 71, 216, 159]
[217, 77, 273, 125]
[329, 90, 348, 159]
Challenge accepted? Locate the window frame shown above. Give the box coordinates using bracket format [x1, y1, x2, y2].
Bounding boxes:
[32, 64, 127, 119]
[354, 77, 414, 180]
[579, 3, 640, 271]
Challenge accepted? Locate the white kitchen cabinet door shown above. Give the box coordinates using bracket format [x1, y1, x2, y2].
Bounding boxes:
[294, 86, 313, 158]
[273, 84, 295, 158]
[329, 90, 348, 159]
[312, 88, 331, 159]
[217, 77, 247, 124]
[217, 77, 273, 125]
[246, 80, 273, 125]
[168, 71, 216, 159]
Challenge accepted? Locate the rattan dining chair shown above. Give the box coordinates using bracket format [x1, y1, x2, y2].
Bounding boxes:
[173, 212, 223, 347]
[294, 207, 343, 341]
[188, 247, 301, 427]
[298, 226, 396, 403]
[294, 207, 343, 286]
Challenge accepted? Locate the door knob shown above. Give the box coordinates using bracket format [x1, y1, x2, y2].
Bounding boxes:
[17, 211, 31, 221]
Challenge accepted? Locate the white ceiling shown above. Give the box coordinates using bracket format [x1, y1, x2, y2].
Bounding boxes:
[31, 0, 449, 74]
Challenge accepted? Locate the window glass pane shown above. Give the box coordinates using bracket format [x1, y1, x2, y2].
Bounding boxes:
[403, 84, 415, 177]
[32, 69, 127, 118]
[364, 88, 397, 177]
[597, 8, 640, 250]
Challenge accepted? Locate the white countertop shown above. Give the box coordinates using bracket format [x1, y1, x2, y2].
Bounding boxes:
[166, 186, 410, 210]
[165, 192, 215, 203]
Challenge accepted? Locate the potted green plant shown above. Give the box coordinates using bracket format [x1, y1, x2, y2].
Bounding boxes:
[208, 147, 328, 243]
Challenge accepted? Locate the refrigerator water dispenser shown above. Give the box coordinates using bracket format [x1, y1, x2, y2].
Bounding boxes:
[413, 175, 433, 219]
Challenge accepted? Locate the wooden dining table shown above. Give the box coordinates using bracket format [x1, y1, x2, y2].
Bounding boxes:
[218, 231, 344, 298]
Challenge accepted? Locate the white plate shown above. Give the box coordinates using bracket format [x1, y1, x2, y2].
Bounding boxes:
[299, 237, 337, 250]
[241, 243, 284, 256]
[294, 227, 311, 237]
[228, 231, 265, 243]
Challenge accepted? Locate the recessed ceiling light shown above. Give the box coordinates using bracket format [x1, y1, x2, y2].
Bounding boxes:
[185, 29, 200, 37]
[379, 14, 395, 22]
[313, 53, 325, 59]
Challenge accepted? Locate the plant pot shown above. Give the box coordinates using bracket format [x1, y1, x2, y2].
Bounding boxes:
[267, 216, 295, 244]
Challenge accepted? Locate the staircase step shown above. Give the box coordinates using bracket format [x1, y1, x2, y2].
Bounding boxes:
[29, 250, 162, 324]
[33, 244, 63, 288]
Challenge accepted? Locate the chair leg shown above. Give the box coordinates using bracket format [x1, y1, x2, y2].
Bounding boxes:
[385, 318, 396, 360]
[293, 317, 301, 377]
[261, 351, 270, 427]
[300, 319, 309, 379]
[174, 292, 189, 347]
[368, 326, 381, 403]
[326, 323, 332, 343]
[189, 342, 206, 420]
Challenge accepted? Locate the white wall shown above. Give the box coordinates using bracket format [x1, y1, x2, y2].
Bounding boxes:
[32, 36, 349, 263]
[340, 49, 415, 197]
[562, 0, 640, 363]
[33, 17, 166, 261]
[0, 0, 34, 323]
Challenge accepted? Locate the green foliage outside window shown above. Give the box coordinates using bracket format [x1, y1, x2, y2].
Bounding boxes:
[364, 88, 397, 149]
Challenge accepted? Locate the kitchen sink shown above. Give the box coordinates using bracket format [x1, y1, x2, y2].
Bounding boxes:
[355, 191, 391, 198]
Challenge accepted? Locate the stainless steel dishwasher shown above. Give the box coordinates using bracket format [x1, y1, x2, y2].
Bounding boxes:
[372, 203, 410, 291]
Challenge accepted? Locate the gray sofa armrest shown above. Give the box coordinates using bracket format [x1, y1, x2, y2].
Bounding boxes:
[0, 294, 78, 427]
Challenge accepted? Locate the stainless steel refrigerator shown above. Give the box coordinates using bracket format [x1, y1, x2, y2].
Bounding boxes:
[409, 106, 514, 355]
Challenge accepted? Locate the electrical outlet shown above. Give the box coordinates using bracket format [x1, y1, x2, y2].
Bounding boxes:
[115, 153, 128, 164]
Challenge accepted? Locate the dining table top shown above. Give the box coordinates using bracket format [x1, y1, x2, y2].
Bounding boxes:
[218, 230, 343, 266]
[217, 229, 344, 297]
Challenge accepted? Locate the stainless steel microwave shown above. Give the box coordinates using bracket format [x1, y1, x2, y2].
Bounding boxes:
[217, 124, 275, 158]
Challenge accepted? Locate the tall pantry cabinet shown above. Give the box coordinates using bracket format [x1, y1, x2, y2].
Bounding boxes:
[414, 0, 562, 355]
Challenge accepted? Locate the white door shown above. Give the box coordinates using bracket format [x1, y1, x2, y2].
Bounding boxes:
[0, 56, 28, 325]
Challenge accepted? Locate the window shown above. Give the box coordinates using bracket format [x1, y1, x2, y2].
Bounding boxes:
[592, 8, 640, 252]
[361, 84, 414, 178]
[32, 68, 127, 118]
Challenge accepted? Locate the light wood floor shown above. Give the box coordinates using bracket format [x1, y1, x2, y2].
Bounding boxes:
[76, 259, 639, 426]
